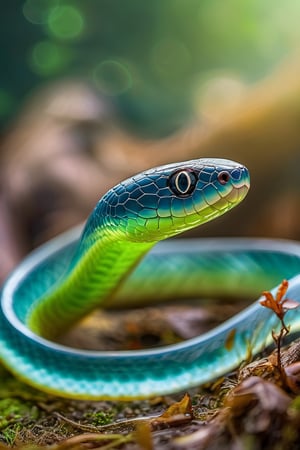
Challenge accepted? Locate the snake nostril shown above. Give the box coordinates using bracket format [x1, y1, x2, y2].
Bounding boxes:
[217, 171, 231, 185]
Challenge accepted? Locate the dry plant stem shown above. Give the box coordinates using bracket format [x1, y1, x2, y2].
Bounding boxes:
[54, 432, 133, 450]
[54, 412, 99, 432]
[260, 280, 300, 383]
[271, 323, 289, 379]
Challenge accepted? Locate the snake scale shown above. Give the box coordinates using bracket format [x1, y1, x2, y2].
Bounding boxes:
[1, 158, 300, 399]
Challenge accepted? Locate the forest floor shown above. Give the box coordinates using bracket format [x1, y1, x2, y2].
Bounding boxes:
[1, 284, 300, 449]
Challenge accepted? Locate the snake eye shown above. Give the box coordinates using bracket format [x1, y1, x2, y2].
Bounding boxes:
[169, 169, 198, 197]
[217, 171, 231, 185]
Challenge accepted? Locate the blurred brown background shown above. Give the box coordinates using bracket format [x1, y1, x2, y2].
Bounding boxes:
[0, 1, 300, 282]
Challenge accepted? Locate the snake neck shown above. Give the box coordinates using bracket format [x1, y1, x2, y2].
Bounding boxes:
[27, 222, 155, 339]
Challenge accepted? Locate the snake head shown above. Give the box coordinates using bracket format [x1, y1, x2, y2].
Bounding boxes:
[97, 158, 250, 242]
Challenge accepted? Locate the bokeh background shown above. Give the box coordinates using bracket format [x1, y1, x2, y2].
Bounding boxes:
[2, 0, 300, 133]
[1, 0, 300, 281]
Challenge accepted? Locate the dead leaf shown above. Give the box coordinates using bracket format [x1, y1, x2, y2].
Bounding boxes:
[260, 279, 288, 318]
[135, 421, 153, 450]
[150, 393, 193, 429]
[260, 279, 299, 321]
[284, 362, 300, 394]
[225, 376, 291, 433]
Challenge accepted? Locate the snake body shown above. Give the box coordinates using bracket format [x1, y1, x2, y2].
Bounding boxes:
[1, 158, 300, 399]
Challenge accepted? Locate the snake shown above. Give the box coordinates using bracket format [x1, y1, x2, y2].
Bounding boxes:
[1, 158, 300, 400]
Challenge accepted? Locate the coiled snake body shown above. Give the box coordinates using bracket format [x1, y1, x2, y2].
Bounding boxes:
[1, 158, 300, 399]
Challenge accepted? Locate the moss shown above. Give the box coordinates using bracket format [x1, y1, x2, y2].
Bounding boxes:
[84, 409, 116, 426]
[1, 425, 21, 446]
[0, 399, 39, 431]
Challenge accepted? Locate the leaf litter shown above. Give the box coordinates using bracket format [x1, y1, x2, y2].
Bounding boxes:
[0, 281, 300, 448]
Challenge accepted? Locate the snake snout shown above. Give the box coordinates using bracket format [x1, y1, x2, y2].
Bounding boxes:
[232, 165, 250, 188]
[223, 165, 250, 207]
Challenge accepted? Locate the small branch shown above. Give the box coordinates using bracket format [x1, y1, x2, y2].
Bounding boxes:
[260, 279, 299, 383]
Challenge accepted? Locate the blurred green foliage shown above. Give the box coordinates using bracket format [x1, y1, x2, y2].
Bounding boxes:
[1, 0, 300, 134]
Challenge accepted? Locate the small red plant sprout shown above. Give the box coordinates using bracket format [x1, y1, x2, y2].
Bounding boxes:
[260, 279, 300, 378]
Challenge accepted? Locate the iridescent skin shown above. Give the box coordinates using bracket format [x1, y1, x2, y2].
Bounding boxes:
[27, 158, 249, 338]
[0, 158, 300, 399]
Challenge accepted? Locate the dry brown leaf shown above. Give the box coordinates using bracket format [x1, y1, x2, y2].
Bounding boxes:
[260, 279, 288, 319]
[260, 279, 299, 321]
[135, 421, 153, 450]
[225, 376, 291, 433]
[150, 393, 193, 429]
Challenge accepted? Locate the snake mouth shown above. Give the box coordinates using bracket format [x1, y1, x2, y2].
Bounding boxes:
[231, 165, 250, 202]
[238, 166, 250, 188]
[230, 184, 249, 203]
[238, 182, 250, 199]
